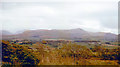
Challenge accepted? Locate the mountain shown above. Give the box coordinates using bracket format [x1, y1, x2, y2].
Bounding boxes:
[118, 34, 120, 42]
[0, 30, 12, 35]
[18, 28, 89, 39]
[1, 28, 118, 41]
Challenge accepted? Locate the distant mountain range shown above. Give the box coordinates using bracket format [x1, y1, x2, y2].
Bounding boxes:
[1, 28, 118, 41]
[0, 30, 13, 35]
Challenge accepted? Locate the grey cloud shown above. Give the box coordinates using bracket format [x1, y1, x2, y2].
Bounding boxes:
[1, 1, 118, 34]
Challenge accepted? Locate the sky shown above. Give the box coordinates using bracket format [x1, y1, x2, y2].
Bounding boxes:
[0, 0, 119, 34]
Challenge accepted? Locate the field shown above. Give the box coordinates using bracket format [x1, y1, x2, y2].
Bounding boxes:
[1, 39, 120, 66]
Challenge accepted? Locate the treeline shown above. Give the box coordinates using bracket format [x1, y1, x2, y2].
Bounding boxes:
[90, 45, 120, 62]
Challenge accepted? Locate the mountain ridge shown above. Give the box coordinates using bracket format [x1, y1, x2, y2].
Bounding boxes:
[1, 28, 118, 41]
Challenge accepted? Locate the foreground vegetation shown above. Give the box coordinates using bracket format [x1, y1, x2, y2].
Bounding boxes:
[1, 40, 120, 66]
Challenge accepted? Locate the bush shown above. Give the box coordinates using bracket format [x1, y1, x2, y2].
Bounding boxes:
[2, 40, 39, 65]
[58, 44, 93, 59]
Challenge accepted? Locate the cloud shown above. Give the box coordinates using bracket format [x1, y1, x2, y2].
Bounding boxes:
[1, 0, 118, 34]
[1, 0, 119, 2]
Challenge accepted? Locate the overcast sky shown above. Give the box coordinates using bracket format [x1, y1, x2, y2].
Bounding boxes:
[0, 0, 119, 34]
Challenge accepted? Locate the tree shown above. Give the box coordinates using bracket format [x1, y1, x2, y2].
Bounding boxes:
[2, 40, 39, 65]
